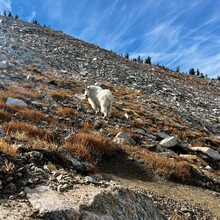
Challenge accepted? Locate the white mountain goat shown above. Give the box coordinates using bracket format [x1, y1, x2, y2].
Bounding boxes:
[84, 85, 114, 118]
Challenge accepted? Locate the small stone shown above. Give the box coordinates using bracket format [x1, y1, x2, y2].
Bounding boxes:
[18, 191, 26, 197]
[113, 132, 136, 145]
[6, 97, 27, 106]
[159, 136, 178, 148]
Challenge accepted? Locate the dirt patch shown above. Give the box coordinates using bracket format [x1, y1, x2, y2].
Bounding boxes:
[97, 152, 220, 219]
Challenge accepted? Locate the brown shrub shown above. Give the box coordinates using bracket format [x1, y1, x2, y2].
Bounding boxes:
[2, 121, 53, 141]
[64, 132, 117, 163]
[17, 108, 47, 122]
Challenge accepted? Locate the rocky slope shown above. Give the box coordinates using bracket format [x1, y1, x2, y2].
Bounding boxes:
[0, 15, 220, 219]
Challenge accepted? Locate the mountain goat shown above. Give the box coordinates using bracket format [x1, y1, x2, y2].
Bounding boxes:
[84, 85, 113, 118]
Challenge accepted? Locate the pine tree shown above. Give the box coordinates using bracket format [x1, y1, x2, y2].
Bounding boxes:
[124, 53, 129, 59]
[8, 11, 12, 17]
[3, 10, 6, 16]
[189, 68, 195, 75]
[145, 56, 152, 65]
[15, 15, 19, 20]
[176, 66, 180, 72]
[33, 19, 38, 25]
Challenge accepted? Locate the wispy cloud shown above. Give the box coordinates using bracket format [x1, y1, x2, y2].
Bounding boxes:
[26, 9, 36, 22]
[6, 0, 220, 78]
[0, 0, 11, 12]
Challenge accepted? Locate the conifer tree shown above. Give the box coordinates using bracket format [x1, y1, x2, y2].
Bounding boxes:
[8, 11, 12, 17]
[145, 56, 152, 65]
[124, 53, 129, 59]
[189, 68, 195, 75]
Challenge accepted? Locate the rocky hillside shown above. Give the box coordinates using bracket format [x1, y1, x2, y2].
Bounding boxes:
[0, 15, 220, 219]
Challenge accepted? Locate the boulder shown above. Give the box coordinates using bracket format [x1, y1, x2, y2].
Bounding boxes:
[159, 136, 178, 148]
[113, 132, 136, 145]
[25, 185, 165, 220]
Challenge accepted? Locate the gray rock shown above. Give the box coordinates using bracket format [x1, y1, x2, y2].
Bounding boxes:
[75, 93, 86, 100]
[0, 128, 5, 137]
[0, 60, 8, 68]
[25, 185, 165, 220]
[159, 136, 178, 148]
[113, 132, 136, 145]
[79, 70, 88, 76]
[190, 147, 220, 160]
[6, 97, 27, 106]
[57, 146, 94, 172]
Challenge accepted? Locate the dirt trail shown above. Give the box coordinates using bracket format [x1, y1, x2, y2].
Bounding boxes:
[113, 175, 220, 219]
[97, 153, 220, 219]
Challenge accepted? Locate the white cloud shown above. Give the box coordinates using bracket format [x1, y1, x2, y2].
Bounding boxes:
[0, 0, 11, 12]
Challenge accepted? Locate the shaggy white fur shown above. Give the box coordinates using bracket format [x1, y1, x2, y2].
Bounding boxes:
[84, 85, 113, 118]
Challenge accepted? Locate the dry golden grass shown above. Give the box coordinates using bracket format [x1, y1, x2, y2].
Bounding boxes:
[48, 90, 70, 101]
[57, 107, 75, 117]
[0, 138, 17, 156]
[8, 131, 56, 151]
[2, 121, 53, 141]
[0, 110, 12, 122]
[17, 108, 47, 122]
[64, 132, 118, 163]
[121, 144, 194, 182]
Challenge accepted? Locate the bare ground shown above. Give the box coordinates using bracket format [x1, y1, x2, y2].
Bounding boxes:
[97, 151, 220, 219]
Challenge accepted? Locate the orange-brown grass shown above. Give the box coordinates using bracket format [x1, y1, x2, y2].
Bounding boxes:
[48, 90, 70, 101]
[121, 145, 194, 182]
[57, 107, 75, 117]
[64, 132, 118, 163]
[0, 110, 12, 122]
[169, 214, 183, 220]
[2, 121, 53, 141]
[80, 122, 94, 132]
[0, 138, 17, 156]
[3, 104, 27, 114]
[18, 108, 47, 122]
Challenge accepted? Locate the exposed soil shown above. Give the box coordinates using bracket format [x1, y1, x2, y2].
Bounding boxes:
[97, 152, 220, 219]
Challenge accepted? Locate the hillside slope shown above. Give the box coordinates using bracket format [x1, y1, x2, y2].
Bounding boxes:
[0, 15, 220, 219]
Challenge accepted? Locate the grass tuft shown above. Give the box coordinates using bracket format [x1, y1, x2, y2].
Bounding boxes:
[0, 110, 12, 122]
[48, 90, 70, 101]
[57, 107, 75, 117]
[2, 121, 53, 141]
[0, 138, 17, 156]
[18, 108, 47, 122]
[121, 145, 195, 182]
[64, 132, 117, 163]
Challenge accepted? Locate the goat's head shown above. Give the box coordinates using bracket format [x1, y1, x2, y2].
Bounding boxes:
[84, 86, 91, 98]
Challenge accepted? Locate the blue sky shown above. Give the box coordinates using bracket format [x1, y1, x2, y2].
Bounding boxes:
[1, 0, 220, 78]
